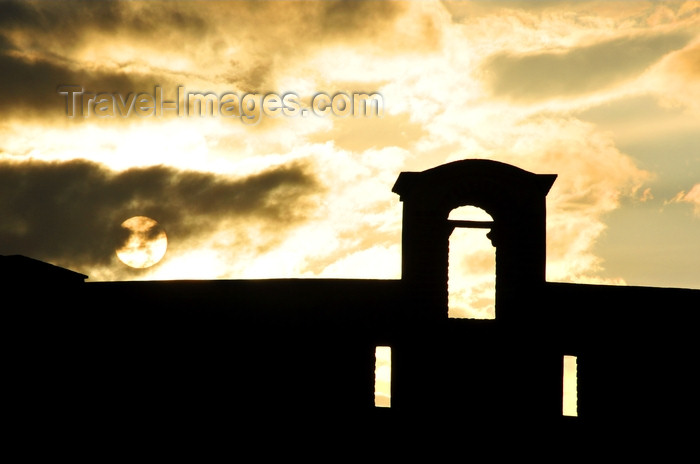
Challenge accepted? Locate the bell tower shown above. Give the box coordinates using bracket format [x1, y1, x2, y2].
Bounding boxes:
[390, 159, 559, 419]
[392, 159, 557, 324]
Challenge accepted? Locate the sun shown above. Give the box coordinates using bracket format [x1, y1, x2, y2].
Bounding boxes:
[116, 216, 168, 268]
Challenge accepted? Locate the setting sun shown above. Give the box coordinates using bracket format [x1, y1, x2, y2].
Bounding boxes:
[116, 216, 168, 269]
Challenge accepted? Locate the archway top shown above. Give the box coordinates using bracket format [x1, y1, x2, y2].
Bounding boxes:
[392, 158, 557, 202]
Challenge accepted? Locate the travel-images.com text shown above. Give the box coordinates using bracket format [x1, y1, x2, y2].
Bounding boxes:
[58, 85, 383, 125]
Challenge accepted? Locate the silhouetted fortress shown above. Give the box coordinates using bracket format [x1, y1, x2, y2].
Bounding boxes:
[5, 159, 699, 449]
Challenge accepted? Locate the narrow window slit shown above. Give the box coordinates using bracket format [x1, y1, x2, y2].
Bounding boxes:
[374, 346, 391, 408]
[563, 355, 578, 417]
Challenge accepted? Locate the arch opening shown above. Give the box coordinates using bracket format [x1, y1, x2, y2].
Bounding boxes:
[447, 206, 496, 319]
[448, 205, 493, 222]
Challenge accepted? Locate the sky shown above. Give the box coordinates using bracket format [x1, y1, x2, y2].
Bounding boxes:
[1, 0, 698, 302]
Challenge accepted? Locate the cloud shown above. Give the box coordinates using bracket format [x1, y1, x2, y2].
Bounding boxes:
[0, 0, 428, 119]
[0, 159, 320, 276]
[639, 187, 654, 202]
[0, 1, 210, 47]
[668, 184, 700, 216]
[315, 0, 406, 39]
[435, 112, 651, 283]
[482, 31, 692, 101]
[308, 113, 427, 153]
[211, 1, 439, 91]
[0, 3, 181, 119]
[0, 46, 167, 118]
[670, 40, 700, 77]
[647, 39, 700, 111]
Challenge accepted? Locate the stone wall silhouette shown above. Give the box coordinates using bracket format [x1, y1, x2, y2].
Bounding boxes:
[4, 159, 699, 450]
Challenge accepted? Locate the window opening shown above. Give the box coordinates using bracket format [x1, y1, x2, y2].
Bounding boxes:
[374, 346, 391, 408]
[563, 355, 578, 417]
[447, 206, 495, 319]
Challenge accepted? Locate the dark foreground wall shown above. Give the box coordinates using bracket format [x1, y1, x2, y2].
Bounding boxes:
[543, 282, 700, 440]
[8, 276, 699, 453]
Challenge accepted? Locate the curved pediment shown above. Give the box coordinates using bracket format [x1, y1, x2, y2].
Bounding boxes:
[392, 159, 557, 218]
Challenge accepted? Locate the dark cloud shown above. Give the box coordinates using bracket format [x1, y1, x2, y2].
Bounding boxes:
[0, 159, 320, 274]
[0, 1, 48, 29]
[215, 1, 417, 91]
[316, 0, 405, 38]
[0, 1, 209, 47]
[0, 48, 166, 118]
[0, 0, 414, 116]
[0, 0, 217, 117]
[483, 32, 692, 101]
[223, 59, 274, 94]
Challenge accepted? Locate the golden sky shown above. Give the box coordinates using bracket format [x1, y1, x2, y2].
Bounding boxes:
[1, 0, 698, 293]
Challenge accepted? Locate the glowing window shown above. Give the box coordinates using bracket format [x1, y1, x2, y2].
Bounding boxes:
[563, 355, 578, 417]
[447, 206, 495, 319]
[374, 346, 391, 408]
